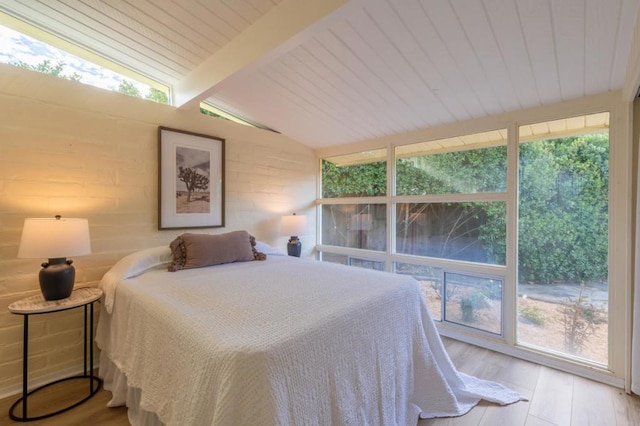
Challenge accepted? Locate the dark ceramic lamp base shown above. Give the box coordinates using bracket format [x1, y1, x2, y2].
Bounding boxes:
[39, 258, 75, 300]
[287, 237, 302, 257]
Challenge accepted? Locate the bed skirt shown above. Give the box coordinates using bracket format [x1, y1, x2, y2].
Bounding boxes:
[100, 351, 164, 426]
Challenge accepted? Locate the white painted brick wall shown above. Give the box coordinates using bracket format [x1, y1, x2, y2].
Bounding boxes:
[0, 64, 317, 397]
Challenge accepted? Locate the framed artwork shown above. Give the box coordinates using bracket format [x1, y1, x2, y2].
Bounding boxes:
[158, 126, 225, 230]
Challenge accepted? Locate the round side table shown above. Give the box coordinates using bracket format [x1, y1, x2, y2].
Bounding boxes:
[8, 287, 103, 422]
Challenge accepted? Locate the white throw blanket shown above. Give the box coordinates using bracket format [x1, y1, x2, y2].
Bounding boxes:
[97, 256, 523, 425]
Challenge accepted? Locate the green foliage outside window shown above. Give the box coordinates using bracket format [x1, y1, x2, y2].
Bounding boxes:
[398, 146, 507, 195]
[321, 160, 387, 197]
[200, 107, 228, 121]
[12, 59, 81, 81]
[117, 80, 168, 104]
[321, 133, 608, 285]
[13, 59, 169, 104]
[518, 134, 608, 284]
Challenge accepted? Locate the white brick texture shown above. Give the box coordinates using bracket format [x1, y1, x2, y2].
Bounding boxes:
[0, 64, 317, 397]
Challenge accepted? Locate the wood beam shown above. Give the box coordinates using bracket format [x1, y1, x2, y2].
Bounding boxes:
[173, 0, 357, 109]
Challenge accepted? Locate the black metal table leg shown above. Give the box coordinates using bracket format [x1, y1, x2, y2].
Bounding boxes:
[9, 297, 103, 422]
[83, 304, 88, 377]
[90, 302, 95, 391]
[22, 314, 28, 420]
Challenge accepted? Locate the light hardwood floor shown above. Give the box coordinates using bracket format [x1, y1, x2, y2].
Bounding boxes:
[1, 337, 638, 425]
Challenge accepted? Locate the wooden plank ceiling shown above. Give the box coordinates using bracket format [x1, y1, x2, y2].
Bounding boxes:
[0, 0, 638, 149]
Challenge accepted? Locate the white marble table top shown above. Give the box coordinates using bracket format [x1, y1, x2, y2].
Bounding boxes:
[8, 287, 103, 314]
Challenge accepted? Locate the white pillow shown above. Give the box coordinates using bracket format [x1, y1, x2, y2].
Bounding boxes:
[99, 246, 172, 313]
[255, 241, 286, 256]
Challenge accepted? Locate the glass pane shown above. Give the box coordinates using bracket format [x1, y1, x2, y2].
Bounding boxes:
[444, 272, 502, 335]
[1, 24, 170, 103]
[348, 258, 385, 271]
[517, 114, 609, 365]
[396, 202, 505, 265]
[322, 149, 387, 198]
[322, 204, 386, 251]
[321, 252, 349, 265]
[320, 253, 384, 271]
[395, 129, 507, 195]
[394, 263, 442, 321]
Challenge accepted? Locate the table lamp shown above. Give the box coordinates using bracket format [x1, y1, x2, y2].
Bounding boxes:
[18, 215, 91, 300]
[280, 213, 307, 257]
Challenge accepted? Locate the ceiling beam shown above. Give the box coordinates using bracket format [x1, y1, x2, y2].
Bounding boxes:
[173, 0, 357, 109]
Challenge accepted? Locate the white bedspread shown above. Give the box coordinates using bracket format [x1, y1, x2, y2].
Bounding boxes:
[96, 256, 522, 426]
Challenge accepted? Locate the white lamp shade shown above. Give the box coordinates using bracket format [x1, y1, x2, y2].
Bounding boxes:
[281, 214, 308, 237]
[18, 217, 91, 259]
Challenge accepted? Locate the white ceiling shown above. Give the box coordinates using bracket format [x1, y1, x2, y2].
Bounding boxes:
[1, 0, 639, 149]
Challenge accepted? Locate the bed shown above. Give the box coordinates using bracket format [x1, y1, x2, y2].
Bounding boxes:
[96, 234, 522, 426]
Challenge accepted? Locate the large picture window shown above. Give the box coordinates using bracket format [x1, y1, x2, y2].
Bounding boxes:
[318, 110, 618, 377]
[517, 113, 609, 365]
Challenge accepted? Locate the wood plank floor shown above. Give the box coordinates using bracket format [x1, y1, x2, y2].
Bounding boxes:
[1, 337, 638, 425]
[419, 338, 640, 426]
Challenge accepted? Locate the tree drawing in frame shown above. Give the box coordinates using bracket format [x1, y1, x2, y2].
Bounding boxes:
[176, 146, 210, 214]
[158, 126, 225, 230]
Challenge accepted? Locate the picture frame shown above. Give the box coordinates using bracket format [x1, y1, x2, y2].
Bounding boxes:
[158, 126, 225, 230]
